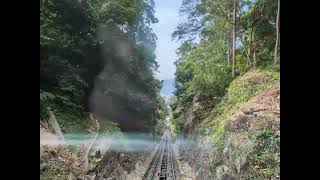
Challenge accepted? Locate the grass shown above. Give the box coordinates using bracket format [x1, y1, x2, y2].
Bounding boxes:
[198, 68, 279, 131]
[240, 128, 280, 179]
[209, 122, 225, 170]
[193, 67, 280, 178]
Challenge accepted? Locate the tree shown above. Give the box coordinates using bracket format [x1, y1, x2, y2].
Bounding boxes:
[232, 1, 237, 77]
[170, 0, 280, 136]
[171, 0, 203, 41]
[273, 0, 280, 63]
[40, 0, 165, 133]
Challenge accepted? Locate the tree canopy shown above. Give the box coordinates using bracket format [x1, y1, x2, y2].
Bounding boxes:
[40, 0, 166, 133]
[170, 0, 280, 134]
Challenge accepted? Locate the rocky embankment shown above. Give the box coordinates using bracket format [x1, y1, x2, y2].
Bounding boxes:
[40, 112, 100, 180]
[175, 68, 280, 179]
[94, 142, 158, 180]
[40, 108, 161, 180]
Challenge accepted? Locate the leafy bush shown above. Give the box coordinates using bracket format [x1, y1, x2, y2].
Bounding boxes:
[240, 129, 280, 179]
[40, 91, 55, 120]
[99, 119, 122, 135]
[55, 111, 88, 133]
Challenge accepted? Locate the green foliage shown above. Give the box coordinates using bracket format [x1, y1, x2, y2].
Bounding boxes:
[169, 95, 185, 136]
[40, 0, 164, 133]
[153, 98, 169, 134]
[208, 122, 225, 170]
[198, 68, 279, 129]
[236, 53, 249, 75]
[240, 128, 280, 179]
[170, 35, 233, 135]
[55, 111, 88, 133]
[170, 0, 280, 177]
[195, 68, 279, 177]
[40, 88, 87, 133]
[170, 114, 184, 137]
[99, 120, 122, 135]
[40, 91, 55, 120]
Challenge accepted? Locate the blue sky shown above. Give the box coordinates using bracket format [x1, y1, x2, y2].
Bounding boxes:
[152, 0, 183, 80]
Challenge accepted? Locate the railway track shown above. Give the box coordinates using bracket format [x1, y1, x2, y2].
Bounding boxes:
[143, 129, 179, 180]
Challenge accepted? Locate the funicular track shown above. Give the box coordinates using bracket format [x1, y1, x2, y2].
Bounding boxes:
[143, 130, 179, 180]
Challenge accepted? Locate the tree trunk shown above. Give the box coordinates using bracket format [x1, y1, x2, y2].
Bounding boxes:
[273, 0, 280, 63]
[153, 111, 155, 144]
[249, 26, 254, 66]
[227, 31, 232, 64]
[47, 107, 64, 141]
[239, 35, 251, 67]
[81, 113, 100, 171]
[253, 51, 257, 67]
[228, 11, 232, 65]
[232, 2, 237, 77]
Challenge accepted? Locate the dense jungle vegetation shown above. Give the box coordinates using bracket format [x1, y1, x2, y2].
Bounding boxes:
[40, 0, 167, 133]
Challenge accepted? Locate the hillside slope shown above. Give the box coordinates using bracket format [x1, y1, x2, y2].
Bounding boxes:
[175, 67, 280, 179]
